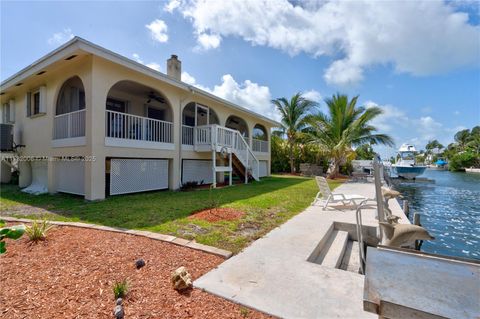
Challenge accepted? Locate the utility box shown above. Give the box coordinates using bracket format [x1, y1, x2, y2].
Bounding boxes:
[0, 123, 14, 152]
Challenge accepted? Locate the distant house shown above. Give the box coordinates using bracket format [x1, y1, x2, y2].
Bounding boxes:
[0, 37, 279, 200]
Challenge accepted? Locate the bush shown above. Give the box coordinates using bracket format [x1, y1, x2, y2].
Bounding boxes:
[449, 151, 479, 171]
[113, 279, 129, 299]
[0, 220, 25, 254]
[25, 219, 53, 243]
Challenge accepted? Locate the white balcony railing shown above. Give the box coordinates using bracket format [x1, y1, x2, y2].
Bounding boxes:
[182, 125, 194, 145]
[53, 109, 86, 139]
[195, 124, 259, 180]
[252, 138, 268, 153]
[105, 110, 173, 143]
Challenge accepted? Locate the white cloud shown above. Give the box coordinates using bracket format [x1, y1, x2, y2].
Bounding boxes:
[365, 101, 408, 133]
[132, 53, 162, 72]
[165, 0, 480, 85]
[181, 71, 279, 121]
[47, 28, 74, 45]
[366, 100, 466, 152]
[302, 90, 322, 103]
[164, 0, 181, 12]
[146, 19, 169, 43]
[196, 33, 221, 50]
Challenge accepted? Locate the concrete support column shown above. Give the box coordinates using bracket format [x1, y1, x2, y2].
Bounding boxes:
[47, 159, 57, 194]
[18, 161, 31, 188]
[85, 57, 106, 200]
[84, 156, 105, 200]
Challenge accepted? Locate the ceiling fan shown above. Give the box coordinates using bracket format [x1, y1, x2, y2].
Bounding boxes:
[146, 91, 165, 104]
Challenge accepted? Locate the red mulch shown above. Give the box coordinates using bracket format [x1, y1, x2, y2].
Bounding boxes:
[188, 208, 246, 222]
[0, 225, 272, 319]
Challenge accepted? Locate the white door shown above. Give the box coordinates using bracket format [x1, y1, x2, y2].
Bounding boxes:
[259, 160, 268, 177]
[182, 160, 213, 185]
[110, 159, 168, 195]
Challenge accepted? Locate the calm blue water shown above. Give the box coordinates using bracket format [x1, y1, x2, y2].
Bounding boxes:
[394, 169, 480, 260]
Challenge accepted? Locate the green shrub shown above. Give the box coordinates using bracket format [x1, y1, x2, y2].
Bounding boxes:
[25, 219, 53, 243]
[449, 151, 479, 171]
[0, 220, 25, 254]
[113, 279, 129, 299]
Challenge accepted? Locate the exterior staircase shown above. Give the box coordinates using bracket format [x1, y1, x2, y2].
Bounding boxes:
[194, 124, 259, 186]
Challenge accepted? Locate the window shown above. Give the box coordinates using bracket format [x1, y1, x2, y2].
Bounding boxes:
[26, 86, 46, 117]
[33, 92, 40, 115]
[2, 99, 15, 123]
[106, 98, 126, 113]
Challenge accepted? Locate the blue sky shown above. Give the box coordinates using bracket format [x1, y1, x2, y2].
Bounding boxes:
[1, 0, 479, 157]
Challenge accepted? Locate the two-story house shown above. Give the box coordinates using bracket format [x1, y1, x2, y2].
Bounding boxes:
[0, 37, 279, 200]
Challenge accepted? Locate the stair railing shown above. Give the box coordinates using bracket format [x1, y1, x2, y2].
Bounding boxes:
[204, 124, 259, 181]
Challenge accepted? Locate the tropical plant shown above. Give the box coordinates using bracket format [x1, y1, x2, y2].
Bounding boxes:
[25, 219, 53, 243]
[354, 144, 376, 160]
[306, 94, 394, 178]
[113, 279, 129, 299]
[271, 93, 318, 173]
[454, 129, 471, 151]
[449, 151, 478, 171]
[0, 220, 25, 254]
[425, 140, 444, 154]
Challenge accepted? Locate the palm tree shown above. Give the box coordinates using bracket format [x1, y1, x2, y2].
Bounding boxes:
[306, 93, 394, 178]
[271, 93, 318, 173]
[454, 129, 470, 151]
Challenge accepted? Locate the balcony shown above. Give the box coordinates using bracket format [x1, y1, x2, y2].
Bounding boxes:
[252, 138, 268, 153]
[52, 109, 86, 147]
[105, 110, 174, 150]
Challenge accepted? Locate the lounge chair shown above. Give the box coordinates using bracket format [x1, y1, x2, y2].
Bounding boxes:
[312, 176, 366, 209]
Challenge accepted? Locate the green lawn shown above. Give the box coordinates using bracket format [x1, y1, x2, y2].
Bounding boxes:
[0, 175, 342, 253]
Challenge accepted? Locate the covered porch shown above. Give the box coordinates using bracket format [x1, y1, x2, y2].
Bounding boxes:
[104, 80, 174, 149]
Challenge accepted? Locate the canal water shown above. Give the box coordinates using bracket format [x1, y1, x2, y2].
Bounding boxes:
[394, 169, 480, 260]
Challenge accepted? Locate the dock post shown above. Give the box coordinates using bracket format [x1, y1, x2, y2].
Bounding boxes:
[413, 213, 422, 250]
[403, 200, 409, 218]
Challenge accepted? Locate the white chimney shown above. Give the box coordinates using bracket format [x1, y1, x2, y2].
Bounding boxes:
[167, 54, 181, 81]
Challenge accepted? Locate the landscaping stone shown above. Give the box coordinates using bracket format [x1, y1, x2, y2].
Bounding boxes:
[135, 258, 146, 269]
[114, 304, 124, 319]
[116, 298, 123, 306]
[171, 266, 193, 291]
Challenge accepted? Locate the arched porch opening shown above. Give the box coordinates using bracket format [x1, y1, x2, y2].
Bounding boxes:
[53, 76, 86, 139]
[252, 123, 269, 152]
[105, 80, 173, 143]
[225, 115, 249, 138]
[182, 102, 219, 145]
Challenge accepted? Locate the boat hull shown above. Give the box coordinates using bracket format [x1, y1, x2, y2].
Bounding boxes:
[393, 166, 427, 179]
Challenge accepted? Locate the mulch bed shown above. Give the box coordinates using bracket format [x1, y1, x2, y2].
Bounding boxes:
[188, 208, 246, 222]
[0, 225, 271, 319]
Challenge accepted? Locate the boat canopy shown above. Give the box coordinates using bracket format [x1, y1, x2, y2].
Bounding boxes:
[435, 159, 447, 165]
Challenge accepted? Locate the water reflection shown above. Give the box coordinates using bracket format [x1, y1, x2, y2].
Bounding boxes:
[394, 170, 480, 260]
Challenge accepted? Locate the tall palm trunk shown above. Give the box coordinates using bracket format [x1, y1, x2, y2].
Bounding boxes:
[327, 158, 341, 179]
[289, 140, 295, 173]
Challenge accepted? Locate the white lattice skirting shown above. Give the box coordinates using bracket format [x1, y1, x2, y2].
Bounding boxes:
[110, 158, 169, 195]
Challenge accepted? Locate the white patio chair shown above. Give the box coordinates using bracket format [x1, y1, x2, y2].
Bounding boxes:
[312, 176, 366, 209]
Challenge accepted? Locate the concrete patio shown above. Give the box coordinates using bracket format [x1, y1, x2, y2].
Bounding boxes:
[194, 181, 407, 319]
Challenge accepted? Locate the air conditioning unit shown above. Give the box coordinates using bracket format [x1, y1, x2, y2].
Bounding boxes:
[0, 123, 14, 152]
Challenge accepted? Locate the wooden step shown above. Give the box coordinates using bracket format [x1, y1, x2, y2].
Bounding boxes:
[313, 230, 349, 268]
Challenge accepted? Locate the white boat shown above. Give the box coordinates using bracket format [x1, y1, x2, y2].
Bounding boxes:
[465, 167, 480, 174]
[392, 144, 426, 179]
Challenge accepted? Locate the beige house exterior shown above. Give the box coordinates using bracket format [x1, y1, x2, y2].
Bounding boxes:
[0, 37, 279, 200]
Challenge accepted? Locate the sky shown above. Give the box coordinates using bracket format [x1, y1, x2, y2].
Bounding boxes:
[1, 0, 479, 157]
